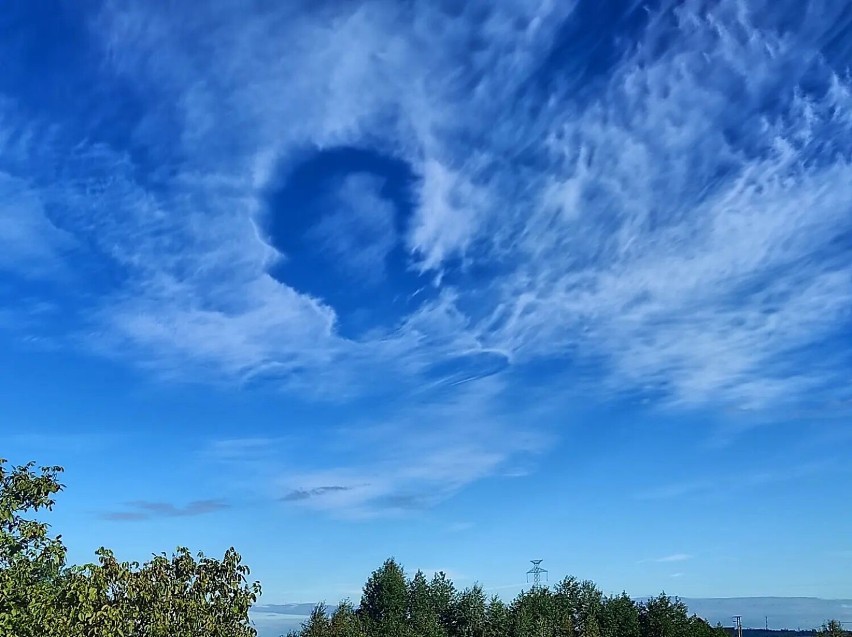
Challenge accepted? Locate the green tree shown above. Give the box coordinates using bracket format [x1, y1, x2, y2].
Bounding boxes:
[57, 546, 260, 637]
[408, 570, 445, 637]
[510, 585, 557, 637]
[300, 603, 332, 637]
[359, 558, 408, 637]
[455, 584, 487, 637]
[817, 620, 850, 637]
[0, 460, 66, 637]
[601, 593, 641, 637]
[329, 600, 365, 637]
[640, 594, 692, 637]
[429, 570, 459, 634]
[551, 576, 582, 637]
[0, 459, 261, 637]
[576, 580, 604, 637]
[685, 615, 727, 637]
[484, 595, 511, 637]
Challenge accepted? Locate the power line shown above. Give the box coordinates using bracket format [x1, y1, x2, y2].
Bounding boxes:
[526, 560, 548, 587]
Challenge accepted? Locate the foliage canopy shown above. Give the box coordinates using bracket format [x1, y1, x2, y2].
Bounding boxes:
[0, 458, 260, 637]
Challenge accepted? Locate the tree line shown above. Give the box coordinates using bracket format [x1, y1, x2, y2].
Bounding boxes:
[287, 557, 729, 637]
[1, 459, 848, 637]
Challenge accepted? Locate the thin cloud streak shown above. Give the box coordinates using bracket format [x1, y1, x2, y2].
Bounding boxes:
[636, 553, 693, 565]
[281, 486, 352, 502]
[635, 461, 837, 501]
[101, 499, 230, 521]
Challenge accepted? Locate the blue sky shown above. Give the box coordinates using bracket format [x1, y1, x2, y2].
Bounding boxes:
[1, 0, 852, 620]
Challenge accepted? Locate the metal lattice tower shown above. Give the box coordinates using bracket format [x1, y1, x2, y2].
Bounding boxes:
[526, 560, 548, 587]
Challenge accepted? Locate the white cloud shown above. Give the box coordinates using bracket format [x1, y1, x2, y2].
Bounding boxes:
[0, 0, 849, 518]
[637, 553, 693, 565]
[205, 376, 553, 518]
[0, 175, 73, 276]
[635, 461, 834, 501]
[306, 174, 397, 285]
[408, 158, 488, 276]
[473, 0, 852, 409]
[0, 105, 75, 277]
[69, 0, 852, 412]
[95, 273, 340, 386]
[448, 522, 474, 533]
[656, 554, 692, 563]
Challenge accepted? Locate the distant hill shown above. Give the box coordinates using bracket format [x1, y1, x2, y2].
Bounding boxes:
[721, 630, 815, 637]
[251, 604, 316, 636]
[679, 598, 852, 631]
[254, 603, 320, 617]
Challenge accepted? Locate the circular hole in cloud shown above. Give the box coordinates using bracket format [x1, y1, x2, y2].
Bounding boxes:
[262, 146, 437, 340]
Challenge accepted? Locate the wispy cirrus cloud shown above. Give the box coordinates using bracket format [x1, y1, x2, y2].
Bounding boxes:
[0, 105, 75, 279]
[58, 0, 852, 411]
[1, 0, 851, 518]
[63, 0, 574, 397]
[473, 1, 852, 411]
[635, 460, 840, 501]
[204, 376, 553, 518]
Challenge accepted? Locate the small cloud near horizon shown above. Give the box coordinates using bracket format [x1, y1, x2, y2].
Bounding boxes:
[638, 553, 693, 565]
[101, 499, 229, 521]
[281, 486, 352, 502]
